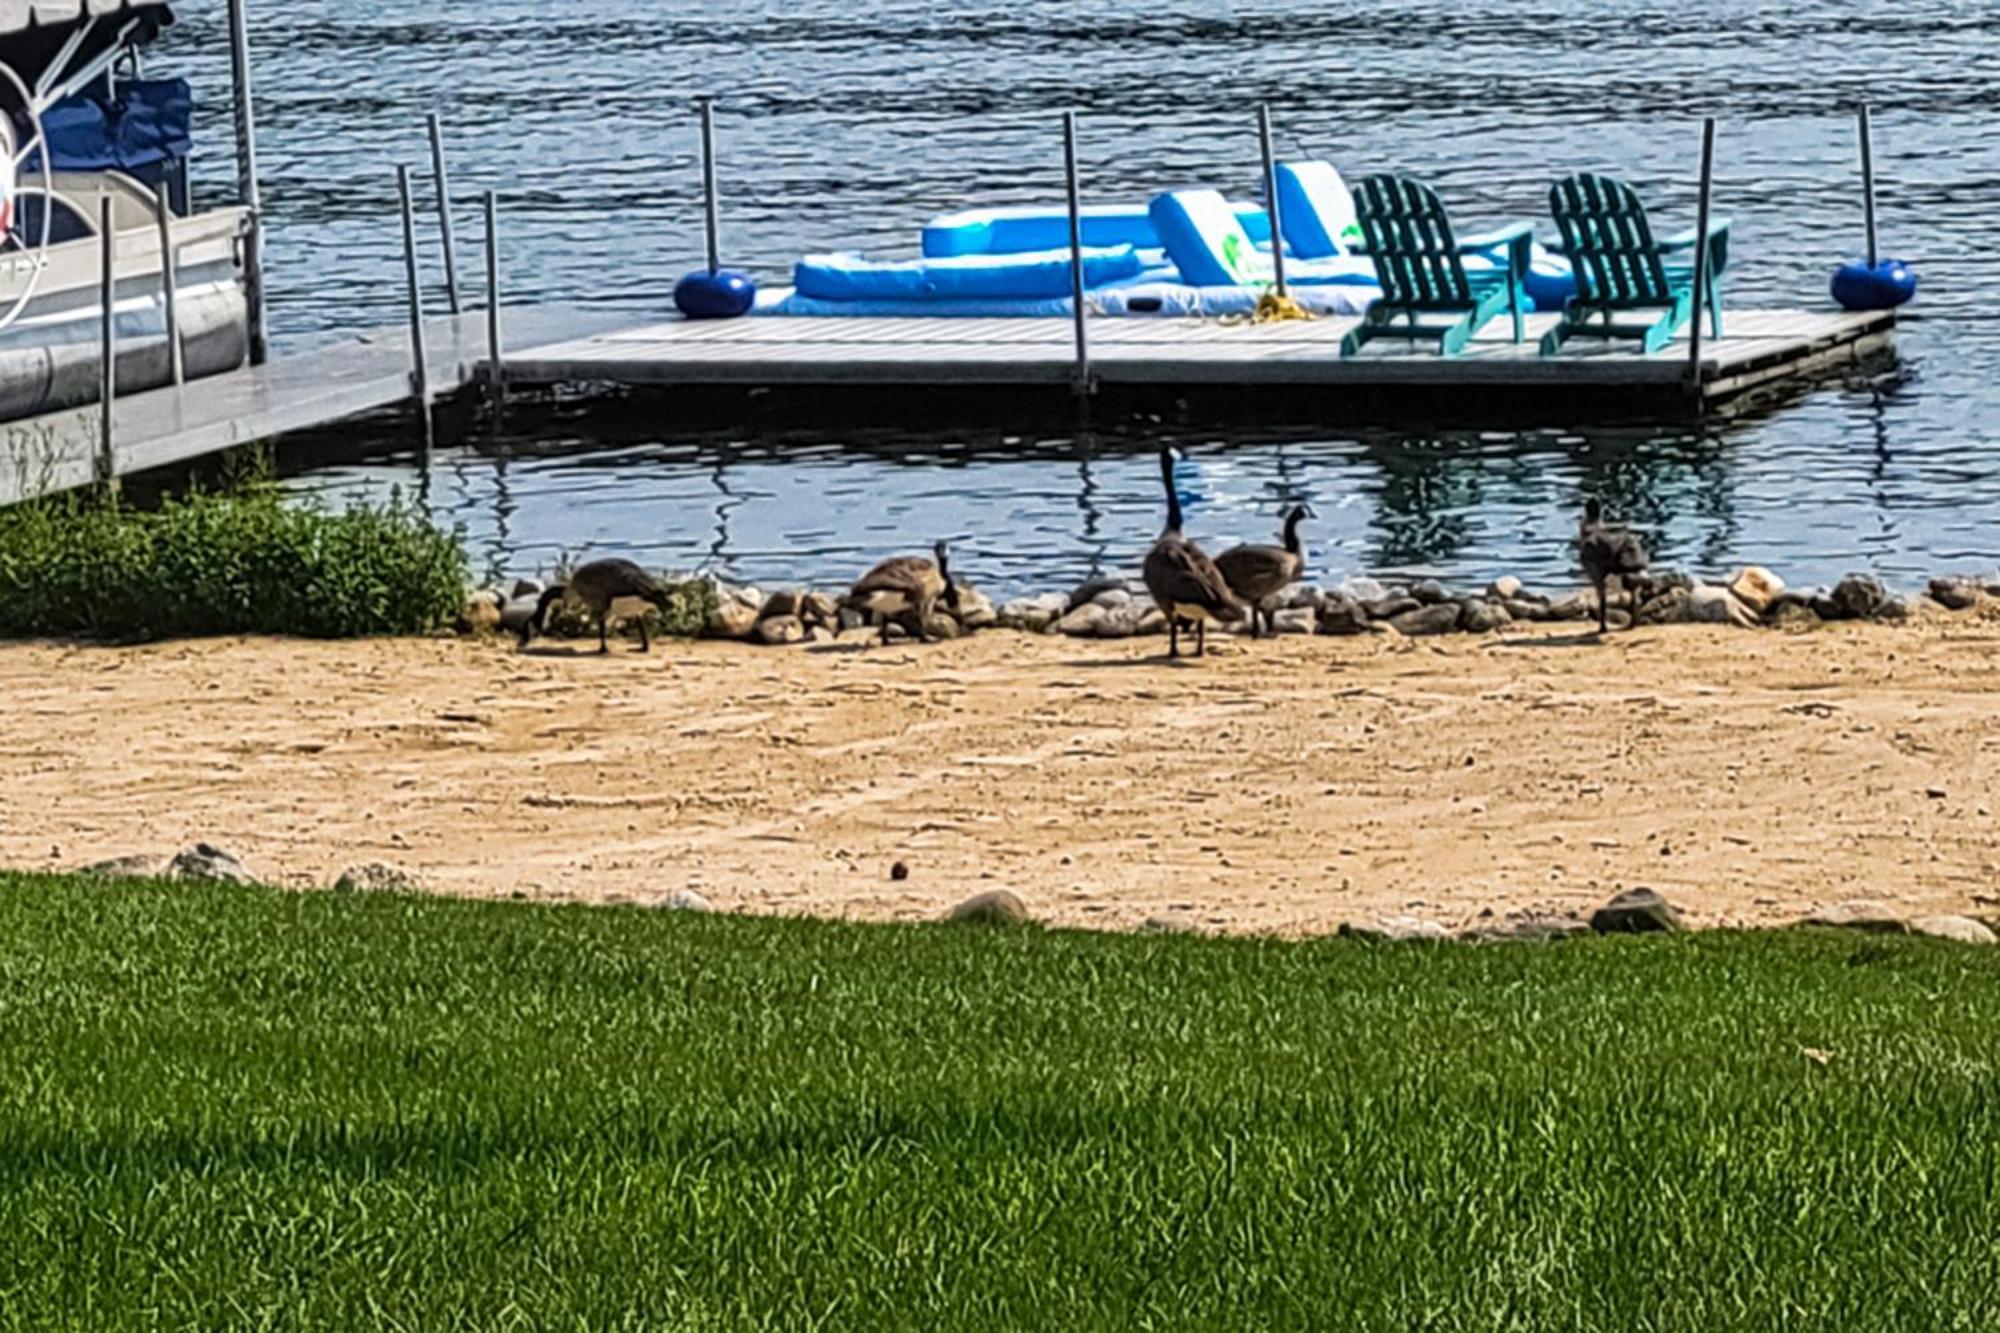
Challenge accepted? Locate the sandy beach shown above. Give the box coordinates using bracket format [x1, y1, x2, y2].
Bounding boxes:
[5, 611, 1998, 934]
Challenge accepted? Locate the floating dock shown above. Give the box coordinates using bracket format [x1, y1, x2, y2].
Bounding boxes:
[0, 305, 1894, 505]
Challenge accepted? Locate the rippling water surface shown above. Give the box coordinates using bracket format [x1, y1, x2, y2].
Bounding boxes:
[162, 1, 1995, 593]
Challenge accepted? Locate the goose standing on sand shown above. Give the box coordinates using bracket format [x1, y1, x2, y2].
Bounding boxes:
[838, 540, 961, 643]
[1578, 498, 1649, 634]
[1143, 445, 1245, 659]
[1216, 504, 1316, 638]
[519, 558, 678, 654]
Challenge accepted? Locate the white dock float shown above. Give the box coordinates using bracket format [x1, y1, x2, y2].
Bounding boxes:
[499, 307, 1893, 413]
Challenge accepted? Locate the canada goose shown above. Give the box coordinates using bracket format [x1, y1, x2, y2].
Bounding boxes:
[519, 558, 677, 654]
[1142, 446, 1245, 658]
[838, 540, 961, 644]
[1216, 504, 1316, 638]
[1577, 498, 1649, 634]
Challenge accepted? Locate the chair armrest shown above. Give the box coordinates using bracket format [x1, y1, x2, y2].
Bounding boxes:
[1455, 221, 1533, 254]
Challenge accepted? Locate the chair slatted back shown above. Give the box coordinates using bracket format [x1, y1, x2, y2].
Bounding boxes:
[1549, 174, 1672, 306]
[1352, 174, 1472, 308]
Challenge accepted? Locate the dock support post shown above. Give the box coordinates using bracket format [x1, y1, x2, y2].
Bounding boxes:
[98, 196, 116, 486]
[1687, 117, 1717, 400]
[225, 0, 268, 365]
[1858, 104, 1878, 268]
[1258, 103, 1287, 299]
[698, 96, 721, 273]
[484, 189, 504, 419]
[1062, 110, 1091, 399]
[428, 112, 462, 316]
[396, 165, 433, 448]
[153, 179, 183, 386]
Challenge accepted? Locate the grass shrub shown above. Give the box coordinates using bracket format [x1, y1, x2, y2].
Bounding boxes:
[0, 484, 467, 640]
[2, 873, 1998, 1329]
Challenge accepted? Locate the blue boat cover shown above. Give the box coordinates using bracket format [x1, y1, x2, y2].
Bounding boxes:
[794, 244, 1145, 302]
[26, 78, 192, 172]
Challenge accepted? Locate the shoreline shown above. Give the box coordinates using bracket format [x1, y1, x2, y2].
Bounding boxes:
[8, 608, 1999, 938]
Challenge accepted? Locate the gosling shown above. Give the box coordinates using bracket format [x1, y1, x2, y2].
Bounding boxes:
[520, 558, 678, 654]
[837, 540, 961, 644]
[1216, 504, 1315, 638]
[1577, 499, 1649, 634]
[1143, 444, 1245, 659]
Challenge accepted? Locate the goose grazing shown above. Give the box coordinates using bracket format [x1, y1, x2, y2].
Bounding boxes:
[1143, 445, 1245, 658]
[1577, 498, 1649, 634]
[838, 540, 961, 643]
[1216, 504, 1316, 638]
[519, 558, 677, 654]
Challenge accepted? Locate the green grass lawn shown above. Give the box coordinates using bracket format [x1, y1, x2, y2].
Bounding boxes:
[2, 873, 1998, 1330]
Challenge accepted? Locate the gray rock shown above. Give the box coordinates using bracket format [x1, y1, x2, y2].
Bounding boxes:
[1365, 596, 1422, 621]
[1458, 599, 1512, 634]
[500, 595, 541, 635]
[1057, 603, 1109, 638]
[1729, 566, 1785, 615]
[1135, 606, 1168, 636]
[1339, 916, 1451, 942]
[1339, 576, 1388, 605]
[1878, 595, 1911, 621]
[1769, 601, 1823, 632]
[1090, 588, 1135, 612]
[952, 585, 998, 630]
[997, 593, 1069, 633]
[1802, 900, 1908, 933]
[1589, 887, 1683, 934]
[1542, 593, 1594, 623]
[657, 889, 714, 913]
[1831, 573, 1890, 621]
[1688, 584, 1758, 628]
[1141, 914, 1199, 935]
[882, 622, 911, 645]
[801, 591, 841, 628]
[1636, 586, 1694, 626]
[458, 590, 505, 635]
[1503, 597, 1556, 622]
[837, 605, 871, 634]
[1488, 575, 1524, 602]
[169, 843, 255, 886]
[1461, 916, 1591, 944]
[1390, 603, 1464, 637]
[706, 599, 760, 640]
[1281, 582, 1324, 611]
[1928, 577, 1981, 612]
[334, 862, 419, 894]
[946, 889, 1032, 926]
[77, 854, 162, 880]
[1634, 571, 1695, 600]
[1271, 607, 1317, 635]
[1316, 592, 1372, 636]
[1909, 914, 1997, 946]
[728, 584, 765, 612]
[1067, 576, 1128, 611]
[758, 589, 806, 622]
[754, 614, 806, 646]
[1411, 579, 1451, 606]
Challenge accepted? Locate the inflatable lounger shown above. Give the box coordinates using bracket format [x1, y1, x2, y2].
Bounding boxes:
[923, 201, 1272, 258]
[1148, 189, 1377, 288]
[794, 243, 1145, 303]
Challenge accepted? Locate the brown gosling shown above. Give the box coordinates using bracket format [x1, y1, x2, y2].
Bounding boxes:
[837, 539, 961, 644]
[520, 558, 677, 654]
[1577, 498, 1649, 634]
[1142, 445, 1245, 659]
[1215, 504, 1315, 638]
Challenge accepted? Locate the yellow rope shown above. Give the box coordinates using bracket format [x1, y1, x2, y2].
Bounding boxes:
[1252, 290, 1314, 324]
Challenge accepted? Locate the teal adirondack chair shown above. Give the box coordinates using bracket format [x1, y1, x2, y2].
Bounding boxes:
[1342, 174, 1532, 358]
[1542, 173, 1730, 356]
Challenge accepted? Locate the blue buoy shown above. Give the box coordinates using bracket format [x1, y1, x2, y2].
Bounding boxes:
[1830, 258, 1916, 312]
[675, 268, 757, 320]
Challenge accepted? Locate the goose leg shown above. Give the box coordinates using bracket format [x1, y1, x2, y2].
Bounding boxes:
[638, 617, 651, 654]
[1196, 618, 1207, 658]
[1168, 618, 1180, 659]
[1594, 578, 1608, 636]
[598, 614, 610, 655]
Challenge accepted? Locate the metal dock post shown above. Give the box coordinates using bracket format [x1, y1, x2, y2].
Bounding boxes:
[428, 112, 462, 315]
[698, 96, 721, 273]
[153, 179, 183, 386]
[396, 165, 433, 447]
[1258, 104, 1288, 299]
[484, 190, 505, 418]
[225, 0, 268, 365]
[1858, 104, 1878, 268]
[1062, 110, 1090, 399]
[98, 197, 116, 485]
[1687, 117, 1717, 397]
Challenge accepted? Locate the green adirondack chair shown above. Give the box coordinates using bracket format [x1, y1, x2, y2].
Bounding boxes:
[1542, 173, 1730, 356]
[1341, 174, 1532, 358]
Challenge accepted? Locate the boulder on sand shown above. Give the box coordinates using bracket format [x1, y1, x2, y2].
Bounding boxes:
[945, 889, 1032, 926]
[1589, 887, 1683, 934]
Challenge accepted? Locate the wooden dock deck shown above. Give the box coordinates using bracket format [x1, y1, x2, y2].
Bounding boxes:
[498, 308, 1895, 416]
[0, 304, 1894, 505]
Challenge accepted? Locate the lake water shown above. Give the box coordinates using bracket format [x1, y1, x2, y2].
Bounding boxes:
[165, 1, 1994, 595]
